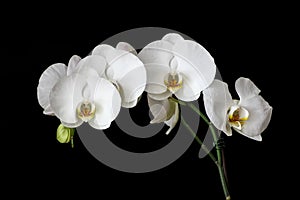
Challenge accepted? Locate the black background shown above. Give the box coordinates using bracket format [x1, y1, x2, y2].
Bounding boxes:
[2, 4, 296, 200]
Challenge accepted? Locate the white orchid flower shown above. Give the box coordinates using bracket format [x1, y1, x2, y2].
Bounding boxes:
[203, 77, 272, 141]
[138, 33, 216, 102]
[38, 55, 121, 129]
[91, 43, 146, 108]
[37, 55, 81, 115]
[148, 96, 179, 135]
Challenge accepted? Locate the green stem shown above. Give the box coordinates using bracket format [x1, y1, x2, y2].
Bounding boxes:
[169, 97, 187, 106]
[181, 116, 217, 163]
[70, 130, 75, 148]
[217, 164, 231, 200]
[187, 103, 224, 164]
[187, 103, 230, 199]
[71, 136, 74, 148]
[187, 103, 210, 124]
[171, 97, 231, 199]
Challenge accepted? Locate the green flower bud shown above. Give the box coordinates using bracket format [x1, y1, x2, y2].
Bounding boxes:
[56, 124, 75, 144]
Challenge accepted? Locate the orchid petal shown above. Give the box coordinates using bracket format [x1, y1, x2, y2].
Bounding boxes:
[238, 106, 250, 120]
[173, 40, 216, 92]
[121, 99, 138, 108]
[138, 40, 175, 94]
[92, 44, 146, 107]
[229, 121, 242, 130]
[203, 80, 233, 136]
[67, 55, 81, 76]
[144, 64, 169, 94]
[138, 40, 174, 64]
[88, 121, 112, 130]
[175, 56, 209, 95]
[235, 77, 261, 103]
[75, 55, 106, 78]
[88, 78, 121, 130]
[49, 73, 86, 124]
[148, 91, 172, 101]
[162, 33, 184, 44]
[106, 52, 146, 105]
[239, 95, 272, 139]
[165, 101, 179, 135]
[37, 63, 67, 113]
[43, 105, 55, 116]
[234, 128, 262, 141]
[92, 44, 115, 56]
[92, 44, 127, 64]
[106, 51, 144, 80]
[175, 89, 201, 102]
[173, 72, 201, 101]
[116, 42, 137, 55]
[61, 120, 83, 128]
[148, 96, 172, 123]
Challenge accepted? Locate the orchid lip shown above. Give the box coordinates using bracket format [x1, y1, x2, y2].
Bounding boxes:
[227, 105, 249, 130]
[164, 72, 183, 93]
[77, 100, 96, 122]
[163, 56, 183, 93]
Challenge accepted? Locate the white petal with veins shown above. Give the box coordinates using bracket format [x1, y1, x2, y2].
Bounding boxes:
[61, 120, 84, 128]
[109, 49, 144, 75]
[116, 42, 137, 55]
[203, 80, 233, 136]
[148, 91, 172, 101]
[164, 101, 179, 135]
[235, 77, 261, 103]
[162, 33, 184, 44]
[234, 128, 262, 141]
[121, 99, 138, 108]
[88, 78, 121, 129]
[173, 72, 201, 101]
[138, 40, 174, 64]
[92, 44, 115, 58]
[43, 105, 55, 116]
[67, 55, 81, 76]
[37, 63, 67, 114]
[75, 55, 107, 78]
[92, 44, 146, 107]
[148, 96, 179, 135]
[106, 52, 146, 104]
[239, 95, 272, 138]
[173, 40, 216, 93]
[49, 73, 86, 124]
[148, 96, 171, 123]
[92, 44, 128, 65]
[144, 64, 169, 94]
[118, 71, 146, 106]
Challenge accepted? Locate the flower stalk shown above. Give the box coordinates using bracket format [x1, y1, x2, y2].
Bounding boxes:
[172, 97, 231, 199]
[190, 103, 230, 199]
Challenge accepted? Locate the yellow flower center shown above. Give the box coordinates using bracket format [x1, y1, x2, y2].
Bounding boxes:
[77, 101, 96, 122]
[164, 72, 183, 93]
[228, 105, 249, 130]
[164, 56, 183, 93]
